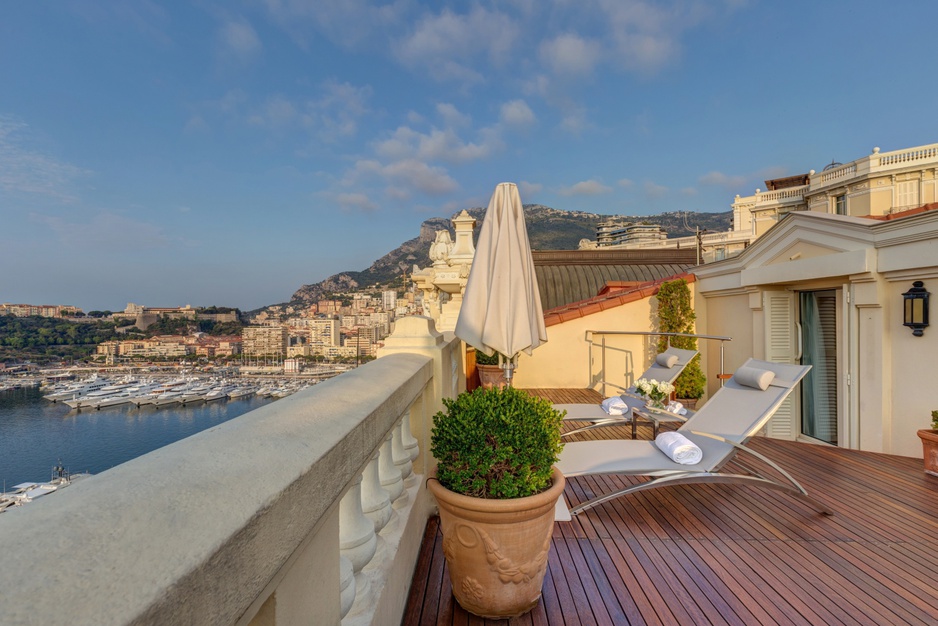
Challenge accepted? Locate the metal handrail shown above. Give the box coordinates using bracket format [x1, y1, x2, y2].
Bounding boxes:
[585, 330, 733, 396]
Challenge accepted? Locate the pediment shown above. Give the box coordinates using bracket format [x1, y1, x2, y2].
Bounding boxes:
[763, 240, 847, 266]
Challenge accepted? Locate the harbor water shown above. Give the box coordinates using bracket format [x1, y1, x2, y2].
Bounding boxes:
[0, 386, 279, 489]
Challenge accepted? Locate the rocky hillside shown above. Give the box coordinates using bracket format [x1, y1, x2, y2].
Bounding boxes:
[251, 206, 732, 316]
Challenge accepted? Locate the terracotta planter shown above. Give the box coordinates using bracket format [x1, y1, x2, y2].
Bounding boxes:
[676, 398, 699, 411]
[476, 363, 507, 389]
[428, 467, 565, 619]
[917, 429, 938, 477]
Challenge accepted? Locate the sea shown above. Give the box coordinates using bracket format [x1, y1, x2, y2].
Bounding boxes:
[0, 386, 278, 489]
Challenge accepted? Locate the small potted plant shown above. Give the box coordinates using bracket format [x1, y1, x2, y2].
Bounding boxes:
[917, 410, 938, 477]
[428, 385, 565, 619]
[473, 349, 508, 389]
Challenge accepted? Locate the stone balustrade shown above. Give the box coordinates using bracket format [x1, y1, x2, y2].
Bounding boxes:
[755, 185, 807, 204]
[0, 316, 461, 626]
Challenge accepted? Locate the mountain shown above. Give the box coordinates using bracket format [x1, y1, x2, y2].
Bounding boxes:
[250, 206, 732, 317]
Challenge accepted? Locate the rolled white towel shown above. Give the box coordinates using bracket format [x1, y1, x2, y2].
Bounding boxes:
[666, 401, 685, 415]
[655, 432, 703, 465]
[601, 396, 629, 415]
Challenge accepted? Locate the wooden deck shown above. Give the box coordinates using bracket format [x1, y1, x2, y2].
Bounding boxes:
[404, 389, 938, 625]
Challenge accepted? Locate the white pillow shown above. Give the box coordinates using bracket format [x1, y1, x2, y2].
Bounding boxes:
[656, 352, 679, 368]
[733, 365, 775, 390]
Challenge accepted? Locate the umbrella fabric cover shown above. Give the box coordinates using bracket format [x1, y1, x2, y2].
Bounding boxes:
[455, 182, 547, 359]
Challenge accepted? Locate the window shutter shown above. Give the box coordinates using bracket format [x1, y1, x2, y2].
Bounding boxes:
[764, 291, 796, 440]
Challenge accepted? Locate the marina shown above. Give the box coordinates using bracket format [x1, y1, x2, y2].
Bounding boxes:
[0, 377, 303, 506]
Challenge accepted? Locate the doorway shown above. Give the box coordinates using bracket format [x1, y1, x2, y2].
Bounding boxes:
[799, 290, 838, 444]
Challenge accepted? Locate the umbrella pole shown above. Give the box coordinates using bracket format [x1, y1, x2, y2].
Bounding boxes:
[501, 353, 517, 387]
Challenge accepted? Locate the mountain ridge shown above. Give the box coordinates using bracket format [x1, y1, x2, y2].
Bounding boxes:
[251, 206, 732, 317]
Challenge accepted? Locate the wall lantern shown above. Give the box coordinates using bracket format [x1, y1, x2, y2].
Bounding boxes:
[902, 281, 930, 337]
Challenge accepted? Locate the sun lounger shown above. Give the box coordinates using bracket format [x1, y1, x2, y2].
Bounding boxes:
[555, 346, 698, 439]
[556, 359, 832, 517]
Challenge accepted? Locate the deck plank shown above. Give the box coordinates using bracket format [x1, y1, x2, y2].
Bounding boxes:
[404, 406, 938, 625]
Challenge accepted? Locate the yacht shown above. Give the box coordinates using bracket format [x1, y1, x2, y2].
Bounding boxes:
[44, 376, 110, 402]
[63, 380, 139, 409]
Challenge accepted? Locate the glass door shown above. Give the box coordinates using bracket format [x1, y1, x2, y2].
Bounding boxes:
[800, 290, 838, 444]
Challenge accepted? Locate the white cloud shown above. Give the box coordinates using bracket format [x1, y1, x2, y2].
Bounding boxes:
[248, 95, 298, 128]
[352, 158, 458, 196]
[0, 118, 90, 202]
[558, 180, 612, 196]
[644, 180, 668, 198]
[499, 100, 536, 127]
[375, 126, 495, 165]
[336, 192, 377, 212]
[519, 181, 542, 197]
[680, 187, 698, 196]
[699, 170, 747, 189]
[32, 211, 169, 250]
[218, 19, 262, 63]
[539, 34, 601, 76]
[599, 0, 689, 74]
[195, 81, 371, 141]
[436, 103, 470, 128]
[560, 111, 590, 134]
[394, 6, 519, 83]
[262, 0, 410, 49]
[618, 178, 634, 188]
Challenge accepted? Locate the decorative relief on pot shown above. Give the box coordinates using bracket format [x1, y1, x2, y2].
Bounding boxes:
[461, 577, 484, 603]
[443, 522, 551, 585]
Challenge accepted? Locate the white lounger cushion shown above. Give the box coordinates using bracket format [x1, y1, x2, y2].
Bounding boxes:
[656, 352, 679, 368]
[733, 366, 775, 390]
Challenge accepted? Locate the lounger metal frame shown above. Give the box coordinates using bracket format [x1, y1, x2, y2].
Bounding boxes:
[561, 359, 834, 517]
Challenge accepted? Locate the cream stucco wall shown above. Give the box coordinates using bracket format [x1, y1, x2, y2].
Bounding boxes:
[695, 291, 753, 398]
[695, 209, 938, 459]
[513, 295, 661, 391]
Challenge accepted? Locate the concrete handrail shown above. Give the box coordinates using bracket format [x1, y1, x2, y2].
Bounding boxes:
[0, 353, 434, 625]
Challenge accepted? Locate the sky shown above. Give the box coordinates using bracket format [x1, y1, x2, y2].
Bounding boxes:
[1, 1, 936, 313]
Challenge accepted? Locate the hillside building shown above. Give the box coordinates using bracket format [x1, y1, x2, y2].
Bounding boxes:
[0, 303, 83, 318]
[580, 142, 938, 263]
[595, 221, 667, 247]
[242, 326, 289, 358]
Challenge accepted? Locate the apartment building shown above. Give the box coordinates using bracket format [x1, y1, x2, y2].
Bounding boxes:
[595, 221, 667, 246]
[309, 317, 341, 349]
[580, 142, 938, 262]
[0, 303, 83, 318]
[733, 142, 938, 237]
[242, 326, 289, 358]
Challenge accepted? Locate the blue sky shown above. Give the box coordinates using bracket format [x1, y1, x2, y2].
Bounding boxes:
[1, 1, 935, 312]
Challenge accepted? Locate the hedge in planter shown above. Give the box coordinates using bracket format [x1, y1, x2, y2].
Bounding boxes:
[429, 386, 566, 618]
[432, 385, 564, 499]
[656, 278, 706, 401]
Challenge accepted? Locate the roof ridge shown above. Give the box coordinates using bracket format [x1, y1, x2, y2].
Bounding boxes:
[542, 272, 696, 327]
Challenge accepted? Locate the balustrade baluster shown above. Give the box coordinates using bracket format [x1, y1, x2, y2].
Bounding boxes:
[339, 474, 377, 572]
[339, 555, 355, 619]
[402, 408, 419, 462]
[378, 434, 404, 502]
[360, 451, 392, 532]
[392, 421, 413, 480]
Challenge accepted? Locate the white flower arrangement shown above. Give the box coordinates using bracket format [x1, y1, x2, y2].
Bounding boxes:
[635, 378, 675, 407]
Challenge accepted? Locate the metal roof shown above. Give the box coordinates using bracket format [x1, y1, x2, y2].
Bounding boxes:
[532, 249, 697, 311]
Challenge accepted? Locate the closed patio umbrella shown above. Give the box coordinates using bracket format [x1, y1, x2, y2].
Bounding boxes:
[455, 182, 547, 384]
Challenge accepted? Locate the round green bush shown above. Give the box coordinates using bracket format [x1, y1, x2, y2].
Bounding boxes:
[431, 386, 565, 499]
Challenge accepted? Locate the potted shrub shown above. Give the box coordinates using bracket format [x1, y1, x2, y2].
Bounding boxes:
[473, 349, 508, 389]
[917, 410, 938, 477]
[656, 279, 706, 408]
[428, 386, 565, 618]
